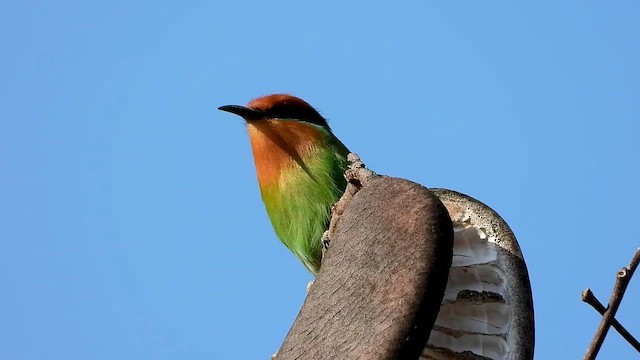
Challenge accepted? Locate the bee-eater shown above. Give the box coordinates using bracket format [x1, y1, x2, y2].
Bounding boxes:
[219, 94, 350, 274]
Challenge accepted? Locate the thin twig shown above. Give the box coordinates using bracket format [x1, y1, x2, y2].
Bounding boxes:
[582, 288, 640, 352]
[583, 248, 640, 360]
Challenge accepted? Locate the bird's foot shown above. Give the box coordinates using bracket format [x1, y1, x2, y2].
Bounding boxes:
[321, 230, 331, 250]
[306, 279, 315, 293]
[321, 230, 331, 261]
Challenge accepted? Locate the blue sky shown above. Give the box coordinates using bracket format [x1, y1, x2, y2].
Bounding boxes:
[2, 1, 639, 359]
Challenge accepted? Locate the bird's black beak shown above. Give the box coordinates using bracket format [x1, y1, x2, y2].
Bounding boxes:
[218, 105, 264, 120]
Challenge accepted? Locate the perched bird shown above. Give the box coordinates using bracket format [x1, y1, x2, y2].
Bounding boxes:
[219, 94, 350, 274]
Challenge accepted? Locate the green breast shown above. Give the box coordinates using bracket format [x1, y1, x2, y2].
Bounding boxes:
[260, 139, 349, 274]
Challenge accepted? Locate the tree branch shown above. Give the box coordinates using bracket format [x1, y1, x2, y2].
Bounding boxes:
[581, 288, 640, 353]
[583, 248, 640, 359]
[275, 155, 454, 359]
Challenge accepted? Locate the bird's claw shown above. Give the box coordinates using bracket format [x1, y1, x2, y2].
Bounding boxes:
[321, 230, 331, 251]
[306, 280, 315, 293]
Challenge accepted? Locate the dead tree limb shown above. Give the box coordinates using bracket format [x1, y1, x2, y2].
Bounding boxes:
[275, 157, 454, 359]
[581, 288, 640, 352]
[274, 154, 535, 359]
[583, 247, 640, 359]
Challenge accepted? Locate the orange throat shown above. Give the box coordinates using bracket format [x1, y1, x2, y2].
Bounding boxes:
[247, 120, 325, 189]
